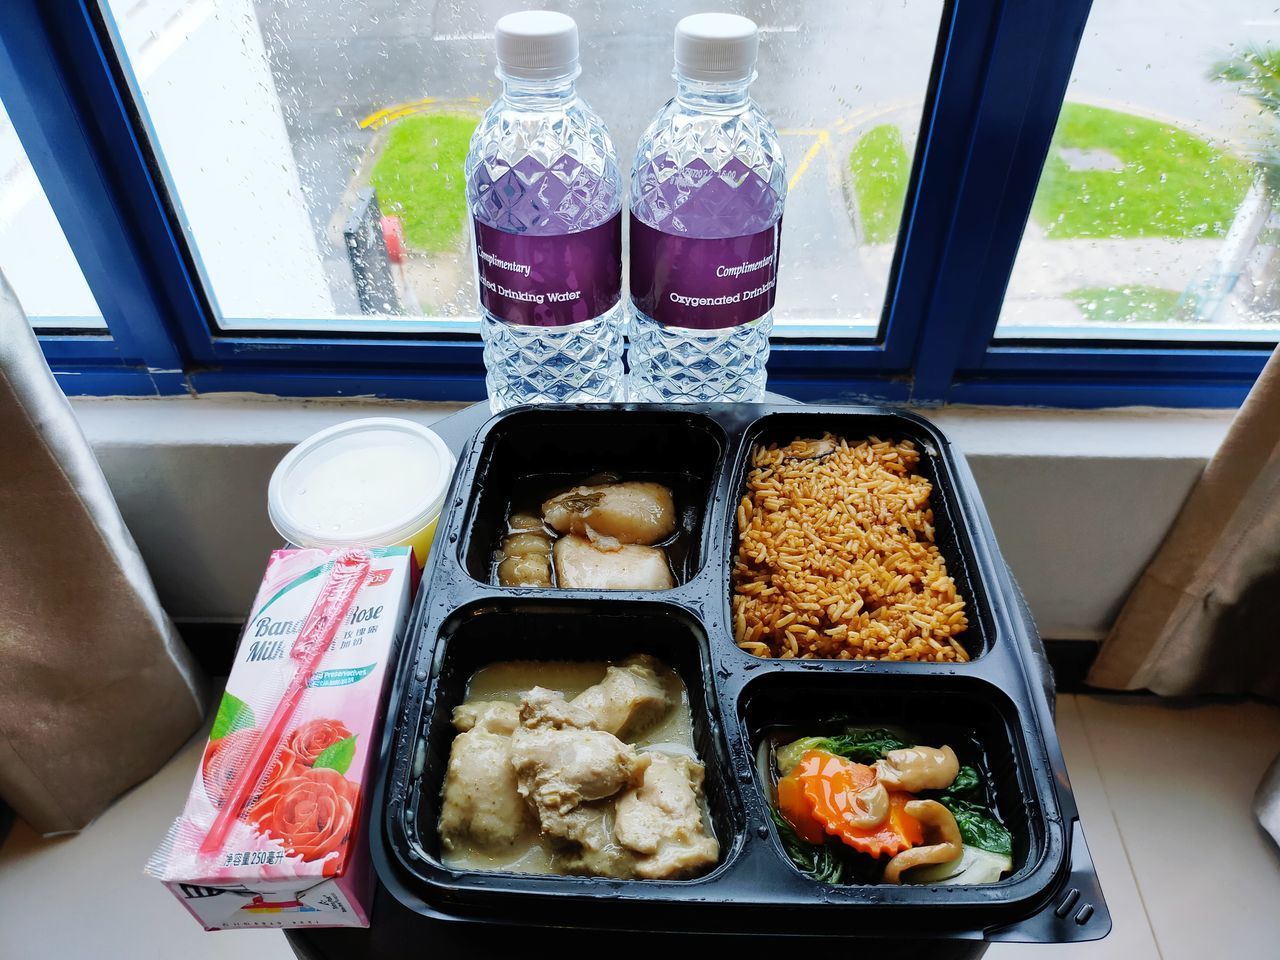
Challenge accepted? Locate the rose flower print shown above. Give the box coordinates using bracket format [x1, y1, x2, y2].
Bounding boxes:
[202, 729, 300, 810]
[250, 767, 361, 872]
[287, 718, 353, 766]
[226, 717, 363, 868]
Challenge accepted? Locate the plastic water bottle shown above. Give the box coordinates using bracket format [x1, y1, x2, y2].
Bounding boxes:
[629, 13, 786, 403]
[467, 11, 625, 412]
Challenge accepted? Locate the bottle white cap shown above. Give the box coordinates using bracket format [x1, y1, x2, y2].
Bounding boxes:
[495, 10, 579, 81]
[674, 13, 758, 83]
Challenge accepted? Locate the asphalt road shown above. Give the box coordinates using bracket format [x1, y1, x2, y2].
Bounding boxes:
[254, 0, 938, 195]
[253, 0, 1280, 322]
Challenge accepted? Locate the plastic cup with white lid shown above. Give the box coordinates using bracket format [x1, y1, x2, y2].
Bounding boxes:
[268, 417, 456, 568]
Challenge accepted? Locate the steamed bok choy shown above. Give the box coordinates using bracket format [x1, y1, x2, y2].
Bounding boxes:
[774, 727, 912, 773]
[763, 726, 1014, 886]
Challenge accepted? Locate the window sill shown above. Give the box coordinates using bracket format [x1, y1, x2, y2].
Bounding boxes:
[70, 396, 1231, 642]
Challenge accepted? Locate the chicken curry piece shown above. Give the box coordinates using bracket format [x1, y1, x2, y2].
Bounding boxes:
[438, 656, 719, 880]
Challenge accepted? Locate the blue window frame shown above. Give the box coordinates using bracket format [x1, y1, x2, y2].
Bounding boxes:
[1, 0, 1274, 407]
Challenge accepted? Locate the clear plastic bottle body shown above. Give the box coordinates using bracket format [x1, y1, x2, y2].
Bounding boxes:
[629, 78, 786, 403]
[466, 75, 626, 412]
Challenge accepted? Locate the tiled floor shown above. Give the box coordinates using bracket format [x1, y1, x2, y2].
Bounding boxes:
[2, 694, 1278, 959]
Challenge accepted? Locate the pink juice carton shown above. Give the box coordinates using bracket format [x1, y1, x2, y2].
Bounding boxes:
[147, 546, 415, 930]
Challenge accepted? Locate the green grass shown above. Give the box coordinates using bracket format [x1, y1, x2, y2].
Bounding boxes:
[848, 124, 911, 244]
[369, 113, 477, 253]
[1031, 103, 1252, 239]
[1068, 285, 1183, 324]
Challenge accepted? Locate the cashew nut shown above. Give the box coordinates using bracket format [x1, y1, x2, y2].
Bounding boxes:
[882, 799, 963, 884]
[874, 744, 959, 793]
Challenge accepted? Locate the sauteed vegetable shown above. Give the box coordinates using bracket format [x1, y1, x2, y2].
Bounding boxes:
[760, 726, 1013, 885]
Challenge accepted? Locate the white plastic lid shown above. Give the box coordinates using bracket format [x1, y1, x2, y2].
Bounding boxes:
[268, 418, 455, 550]
[674, 13, 758, 83]
[495, 10, 579, 81]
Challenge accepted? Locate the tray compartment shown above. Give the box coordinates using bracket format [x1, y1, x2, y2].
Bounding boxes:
[370, 402, 1106, 941]
[457, 407, 727, 588]
[726, 410, 994, 662]
[391, 597, 744, 893]
[740, 670, 1046, 891]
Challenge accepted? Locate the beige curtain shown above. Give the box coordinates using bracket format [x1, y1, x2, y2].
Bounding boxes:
[1088, 345, 1280, 698]
[0, 272, 206, 834]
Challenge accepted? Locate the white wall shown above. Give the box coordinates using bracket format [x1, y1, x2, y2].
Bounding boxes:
[932, 407, 1224, 638]
[71, 397, 1230, 641]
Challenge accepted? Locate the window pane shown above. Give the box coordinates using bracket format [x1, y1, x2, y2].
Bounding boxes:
[0, 98, 105, 331]
[996, 4, 1280, 341]
[99, 0, 941, 337]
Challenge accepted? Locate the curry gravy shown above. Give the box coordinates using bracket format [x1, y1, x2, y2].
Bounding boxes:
[440, 660, 699, 875]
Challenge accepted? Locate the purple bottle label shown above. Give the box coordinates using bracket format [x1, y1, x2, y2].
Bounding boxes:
[473, 213, 622, 327]
[629, 215, 782, 330]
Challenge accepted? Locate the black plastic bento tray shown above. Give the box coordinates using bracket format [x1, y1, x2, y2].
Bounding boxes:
[370, 403, 1111, 944]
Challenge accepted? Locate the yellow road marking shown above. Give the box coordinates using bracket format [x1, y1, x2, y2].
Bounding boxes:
[359, 96, 483, 130]
[359, 98, 438, 129]
[788, 129, 830, 193]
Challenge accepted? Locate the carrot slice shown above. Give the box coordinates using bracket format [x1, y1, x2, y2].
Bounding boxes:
[785, 750, 922, 858]
[778, 757, 827, 844]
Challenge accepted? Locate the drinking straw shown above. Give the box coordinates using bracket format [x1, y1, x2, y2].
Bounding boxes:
[199, 549, 373, 859]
